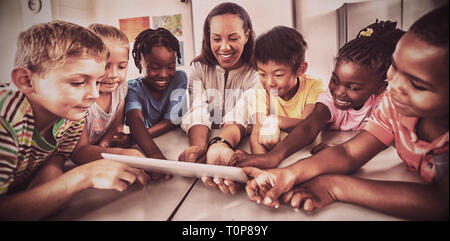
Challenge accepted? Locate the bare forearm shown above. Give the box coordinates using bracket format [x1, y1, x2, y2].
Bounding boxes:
[331, 175, 449, 220]
[250, 126, 267, 154]
[130, 129, 164, 159]
[188, 125, 209, 148]
[147, 119, 177, 138]
[126, 110, 165, 158]
[0, 169, 88, 220]
[72, 145, 141, 164]
[278, 116, 303, 132]
[220, 124, 245, 147]
[271, 121, 322, 161]
[286, 144, 358, 184]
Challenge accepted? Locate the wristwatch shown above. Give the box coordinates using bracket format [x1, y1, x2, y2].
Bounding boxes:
[207, 137, 236, 151]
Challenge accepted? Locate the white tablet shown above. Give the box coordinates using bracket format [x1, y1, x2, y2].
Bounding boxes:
[101, 153, 249, 183]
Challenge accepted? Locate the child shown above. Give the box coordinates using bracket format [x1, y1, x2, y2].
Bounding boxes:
[125, 28, 187, 159]
[243, 5, 449, 220]
[71, 24, 147, 165]
[86, 24, 130, 148]
[230, 20, 405, 169]
[249, 26, 323, 154]
[0, 21, 149, 220]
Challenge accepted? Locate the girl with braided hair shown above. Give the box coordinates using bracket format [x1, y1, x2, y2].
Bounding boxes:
[125, 28, 187, 170]
[230, 20, 405, 168]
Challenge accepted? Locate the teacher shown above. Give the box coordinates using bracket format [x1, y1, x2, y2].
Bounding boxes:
[179, 2, 258, 190]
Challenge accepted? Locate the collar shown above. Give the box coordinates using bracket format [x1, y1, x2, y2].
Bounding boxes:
[215, 63, 249, 75]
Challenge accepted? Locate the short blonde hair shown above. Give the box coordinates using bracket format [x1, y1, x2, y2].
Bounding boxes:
[14, 20, 109, 77]
[88, 23, 129, 45]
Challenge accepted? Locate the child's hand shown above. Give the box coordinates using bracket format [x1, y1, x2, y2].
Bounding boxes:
[81, 159, 151, 191]
[178, 145, 207, 163]
[258, 115, 281, 149]
[243, 166, 297, 208]
[202, 142, 240, 194]
[228, 150, 281, 169]
[114, 148, 172, 182]
[98, 138, 113, 148]
[111, 132, 133, 148]
[281, 175, 338, 212]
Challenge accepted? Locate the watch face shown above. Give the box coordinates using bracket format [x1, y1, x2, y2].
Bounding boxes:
[28, 0, 42, 14]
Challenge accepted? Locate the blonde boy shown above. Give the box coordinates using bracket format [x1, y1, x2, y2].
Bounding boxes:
[0, 21, 149, 220]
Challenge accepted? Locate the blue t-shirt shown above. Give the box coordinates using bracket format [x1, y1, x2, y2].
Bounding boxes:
[125, 70, 187, 128]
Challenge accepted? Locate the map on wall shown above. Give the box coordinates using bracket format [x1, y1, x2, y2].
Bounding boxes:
[152, 14, 182, 37]
[119, 16, 150, 42]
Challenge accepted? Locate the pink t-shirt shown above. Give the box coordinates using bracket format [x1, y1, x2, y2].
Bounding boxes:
[365, 91, 449, 184]
[317, 89, 384, 131]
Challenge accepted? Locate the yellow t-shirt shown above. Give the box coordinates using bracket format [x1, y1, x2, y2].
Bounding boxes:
[252, 74, 323, 119]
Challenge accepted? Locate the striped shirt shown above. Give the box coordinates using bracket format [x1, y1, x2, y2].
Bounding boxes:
[181, 61, 259, 132]
[365, 91, 449, 183]
[0, 89, 85, 194]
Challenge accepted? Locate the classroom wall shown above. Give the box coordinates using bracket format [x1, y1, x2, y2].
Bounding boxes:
[1, 0, 447, 86]
[295, 0, 448, 86]
[51, 0, 194, 80]
[191, 0, 294, 57]
[0, 0, 23, 84]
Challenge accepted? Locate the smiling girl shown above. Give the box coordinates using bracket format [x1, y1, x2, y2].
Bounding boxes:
[85, 24, 130, 147]
[125, 28, 187, 162]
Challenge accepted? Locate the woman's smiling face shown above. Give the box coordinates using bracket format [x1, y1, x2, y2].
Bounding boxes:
[209, 14, 249, 71]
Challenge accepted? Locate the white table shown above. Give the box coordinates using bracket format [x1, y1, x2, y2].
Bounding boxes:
[171, 130, 424, 221]
[47, 128, 197, 221]
[47, 128, 423, 220]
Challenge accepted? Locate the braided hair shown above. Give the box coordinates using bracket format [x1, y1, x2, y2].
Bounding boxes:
[132, 28, 181, 73]
[336, 20, 405, 81]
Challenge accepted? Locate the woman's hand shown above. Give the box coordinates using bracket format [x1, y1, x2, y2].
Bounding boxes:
[178, 145, 207, 163]
[201, 143, 240, 194]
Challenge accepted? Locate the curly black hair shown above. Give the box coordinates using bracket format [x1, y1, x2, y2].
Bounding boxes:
[409, 4, 448, 49]
[336, 20, 405, 81]
[132, 27, 181, 73]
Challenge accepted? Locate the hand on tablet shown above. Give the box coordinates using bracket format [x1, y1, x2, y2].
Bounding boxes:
[228, 150, 282, 169]
[178, 145, 207, 163]
[242, 166, 297, 208]
[81, 159, 151, 192]
[202, 142, 239, 194]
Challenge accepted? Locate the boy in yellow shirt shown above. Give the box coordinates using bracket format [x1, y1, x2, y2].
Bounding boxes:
[249, 26, 323, 154]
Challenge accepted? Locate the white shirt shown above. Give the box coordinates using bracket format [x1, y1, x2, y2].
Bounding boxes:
[181, 61, 258, 132]
[86, 81, 128, 144]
